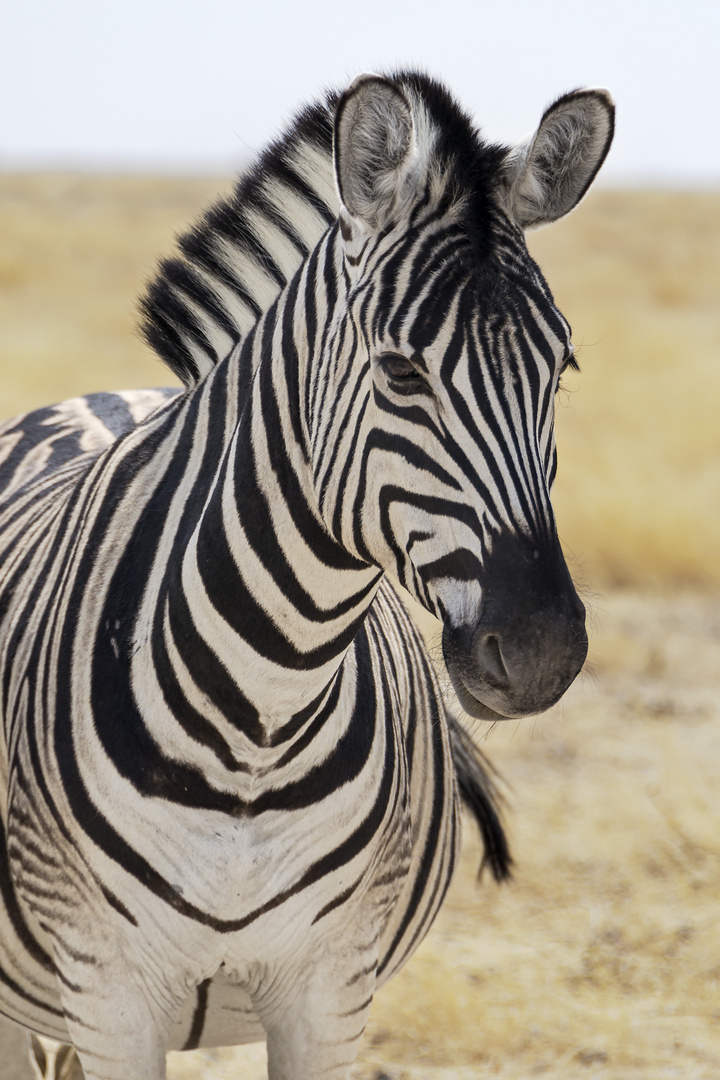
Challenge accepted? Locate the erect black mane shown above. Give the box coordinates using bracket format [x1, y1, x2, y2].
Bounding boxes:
[139, 72, 510, 389]
[393, 71, 508, 251]
[139, 92, 340, 387]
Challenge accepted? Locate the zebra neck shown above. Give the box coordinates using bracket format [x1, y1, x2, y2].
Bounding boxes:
[164, 264, 382, 729]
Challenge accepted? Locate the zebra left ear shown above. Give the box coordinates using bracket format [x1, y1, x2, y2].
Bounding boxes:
[334, 74, 419, 232]
[499, 89, 615, 229]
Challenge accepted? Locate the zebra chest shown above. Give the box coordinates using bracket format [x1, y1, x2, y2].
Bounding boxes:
[140, 775, 412, 912]
[1, 735, 416, 1040]
[6, 707, 415, 942]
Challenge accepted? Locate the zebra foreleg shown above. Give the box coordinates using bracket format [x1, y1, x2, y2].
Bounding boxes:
[263, 985, 375, 1080]
[28, 1035, 85, 1080]
[254, 942, 378, 1080]
[49, 964, 170, 1080]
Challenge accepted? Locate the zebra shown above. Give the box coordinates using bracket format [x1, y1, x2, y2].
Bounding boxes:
[0, 71, 613, 1080]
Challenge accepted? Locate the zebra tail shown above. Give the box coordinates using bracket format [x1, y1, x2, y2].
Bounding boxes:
[447, 713, 513, 883]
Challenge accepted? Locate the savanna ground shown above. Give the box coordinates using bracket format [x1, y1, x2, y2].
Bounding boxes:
[0, 176, 719, 1079]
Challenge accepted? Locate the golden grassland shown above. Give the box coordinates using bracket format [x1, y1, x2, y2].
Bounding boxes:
[1, 177, 719, 1079]
[529, 191, 720, 591]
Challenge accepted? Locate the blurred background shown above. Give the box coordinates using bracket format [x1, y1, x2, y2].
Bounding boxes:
[1, 1, 719, 1078]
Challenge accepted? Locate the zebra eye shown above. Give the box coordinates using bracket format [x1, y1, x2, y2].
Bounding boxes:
[379, 353, 420, 382]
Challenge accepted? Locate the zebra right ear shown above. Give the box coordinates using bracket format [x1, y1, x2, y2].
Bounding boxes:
[334, 75, 420, 233]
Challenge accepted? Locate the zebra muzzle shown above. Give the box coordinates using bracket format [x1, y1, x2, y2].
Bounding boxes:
[439, 533, 588, 720]
[443, 603, 588, 719]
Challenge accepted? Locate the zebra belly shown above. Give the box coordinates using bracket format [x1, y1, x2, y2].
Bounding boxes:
[167, 972, 264, 1052]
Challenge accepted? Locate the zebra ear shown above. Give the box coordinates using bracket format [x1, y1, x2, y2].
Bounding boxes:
[499, 89, 615, 229]
[334, 74, 418, 232]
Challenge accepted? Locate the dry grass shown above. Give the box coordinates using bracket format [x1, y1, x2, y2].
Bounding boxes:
[0, 173, 222, 412]
[527, 191, 720, 591]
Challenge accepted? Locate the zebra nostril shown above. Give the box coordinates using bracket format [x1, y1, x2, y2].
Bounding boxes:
[472, 631, 509, 688]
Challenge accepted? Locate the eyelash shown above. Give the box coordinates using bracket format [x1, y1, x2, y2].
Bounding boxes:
[376, 347, 579, 397]
[561, 345, 579, 375]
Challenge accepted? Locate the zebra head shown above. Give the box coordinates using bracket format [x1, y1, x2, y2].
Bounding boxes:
[312, 73, 614, 721]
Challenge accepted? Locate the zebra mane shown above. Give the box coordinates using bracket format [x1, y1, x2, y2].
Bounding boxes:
[139, 93, 341, 387]
[139, 72, 507, 388]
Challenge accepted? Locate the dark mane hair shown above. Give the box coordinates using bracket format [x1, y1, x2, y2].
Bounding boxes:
[139, 93, 339, 386]
[139, 72, 509, 388]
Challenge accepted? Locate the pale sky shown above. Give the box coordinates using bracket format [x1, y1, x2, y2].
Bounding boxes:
[2, 0, 718, 184]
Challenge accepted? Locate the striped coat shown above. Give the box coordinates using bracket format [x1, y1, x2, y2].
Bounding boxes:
[0, 72, 613, 1080]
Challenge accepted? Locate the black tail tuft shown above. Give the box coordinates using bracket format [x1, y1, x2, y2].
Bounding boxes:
[447, 712, 512, 883]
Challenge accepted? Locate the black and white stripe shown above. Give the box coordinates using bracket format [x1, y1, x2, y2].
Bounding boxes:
[0, 72, 613, 1080]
